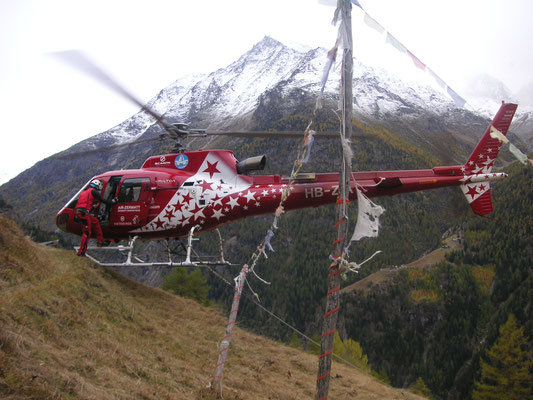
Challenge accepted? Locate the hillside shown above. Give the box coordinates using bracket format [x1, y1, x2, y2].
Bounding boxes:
[341, 232, 463, 295]
[0, 215, 425, 399]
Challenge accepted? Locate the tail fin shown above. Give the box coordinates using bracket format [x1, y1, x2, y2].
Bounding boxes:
[461, 102, 518, 215]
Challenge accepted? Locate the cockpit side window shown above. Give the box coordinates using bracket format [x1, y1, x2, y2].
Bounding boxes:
[117, 178, 150, 203]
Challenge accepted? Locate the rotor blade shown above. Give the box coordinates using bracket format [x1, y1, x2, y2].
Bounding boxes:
[53, 130, 374, 160]
[53, 136, 163, 160]
[191, 131, 374, 139]
[49, 50, 177, 136]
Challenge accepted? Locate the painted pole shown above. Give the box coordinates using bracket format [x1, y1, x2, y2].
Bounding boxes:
[315, 0, 353, 399]
[212, 264, 249, 396]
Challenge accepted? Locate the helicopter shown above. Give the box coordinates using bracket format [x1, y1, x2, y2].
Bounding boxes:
[53, 51, 518, 267]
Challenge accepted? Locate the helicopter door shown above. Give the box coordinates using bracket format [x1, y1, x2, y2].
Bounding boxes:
[99, 175, 122, 226]
[109, 177, 151, 228]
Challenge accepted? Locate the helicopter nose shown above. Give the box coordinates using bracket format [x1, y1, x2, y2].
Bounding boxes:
[56, 212, 69, 232]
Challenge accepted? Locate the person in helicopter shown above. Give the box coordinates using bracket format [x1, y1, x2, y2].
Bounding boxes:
[75, 179, 117, 256]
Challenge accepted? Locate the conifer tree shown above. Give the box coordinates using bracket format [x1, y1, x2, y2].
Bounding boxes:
[410, 377, 432, 398]
[472, 314, 532, 400]
[289, 331, 302, 349]
[162, 268, 210, 305]
[331, 332, 370, 372]
[309, 333, 322, 355]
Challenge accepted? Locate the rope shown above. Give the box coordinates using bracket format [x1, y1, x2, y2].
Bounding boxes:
[203, 263, 371, 375]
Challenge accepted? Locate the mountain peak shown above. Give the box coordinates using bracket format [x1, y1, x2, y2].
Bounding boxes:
[256, 35, 284, 48]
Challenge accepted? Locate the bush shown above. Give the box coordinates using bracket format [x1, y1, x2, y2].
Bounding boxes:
[161, 268, 210, 305]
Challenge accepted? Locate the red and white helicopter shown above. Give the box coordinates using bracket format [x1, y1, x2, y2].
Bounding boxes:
[56, 103, 517, 266]
[53, 52, 518, 267]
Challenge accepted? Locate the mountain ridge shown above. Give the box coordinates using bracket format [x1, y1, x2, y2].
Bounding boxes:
[48, 36, 532, 162]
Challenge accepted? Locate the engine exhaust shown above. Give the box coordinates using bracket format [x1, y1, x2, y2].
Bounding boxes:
[236, 155, 267, 174]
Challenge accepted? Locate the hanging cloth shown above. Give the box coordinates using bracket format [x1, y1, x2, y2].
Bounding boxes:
[351, 186, 385, 241]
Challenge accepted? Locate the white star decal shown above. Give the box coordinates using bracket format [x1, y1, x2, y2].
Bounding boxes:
[227, 196, 240, 209]
[194, 208, 205, 219]
[244, 190, 256, 203]
[213, 208, 224, 220]
[262, 190, 269, 196]
[484, 156, 494, 166]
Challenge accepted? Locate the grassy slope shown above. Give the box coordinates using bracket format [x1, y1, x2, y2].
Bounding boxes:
[0, 216, 425, 400]
[341, 233, 463, 295]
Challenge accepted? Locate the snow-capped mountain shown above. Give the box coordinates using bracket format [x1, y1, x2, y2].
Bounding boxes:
[515, 80, 533, 109]
[67, 36, 531, 162]
[461, 73, 516, 114]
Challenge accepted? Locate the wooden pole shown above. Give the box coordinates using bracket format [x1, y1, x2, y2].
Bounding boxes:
[315, 1, 353, 398]
[212, 264, 249, 396]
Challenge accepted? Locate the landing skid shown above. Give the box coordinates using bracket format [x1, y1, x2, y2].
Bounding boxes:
[76, 227, 233, 268]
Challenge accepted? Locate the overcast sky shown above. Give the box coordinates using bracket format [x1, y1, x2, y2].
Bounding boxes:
[1, 0, 532, 184]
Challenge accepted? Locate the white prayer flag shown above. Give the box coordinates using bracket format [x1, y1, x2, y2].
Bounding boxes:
[351, 186, 385, 241]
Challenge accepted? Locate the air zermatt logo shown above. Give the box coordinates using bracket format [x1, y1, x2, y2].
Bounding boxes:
[175, 154, 189, 169]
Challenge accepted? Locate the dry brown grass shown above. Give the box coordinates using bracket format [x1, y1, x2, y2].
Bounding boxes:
[0, 216, 426, 399]
[405, 235, 462, 269]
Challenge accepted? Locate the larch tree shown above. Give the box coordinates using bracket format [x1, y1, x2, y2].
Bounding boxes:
[472, 313, 532, 400]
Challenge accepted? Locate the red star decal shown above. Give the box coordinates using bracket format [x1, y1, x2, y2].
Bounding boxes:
[478, 184, 486, 192]
[172, 201, 185, 212]
[190, 204, 204, 215]
[181, 193, 193, 205]
[465, 185, 479, 199]
[164, 209, 175, 220]
[203, 161, 220, 178]
[154, 218, 165, 229]
[199, 180, 213, 192]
